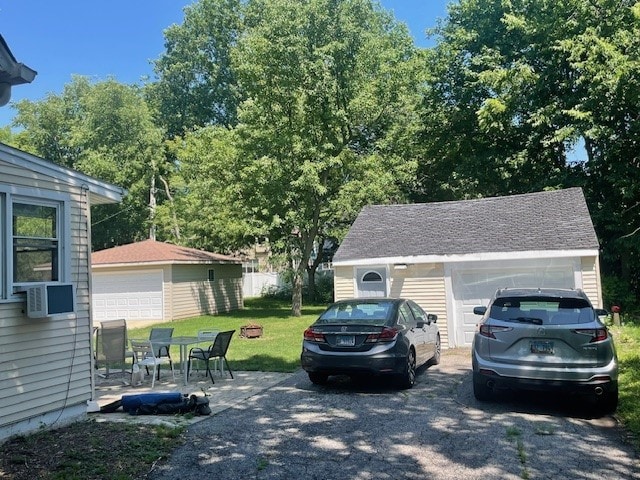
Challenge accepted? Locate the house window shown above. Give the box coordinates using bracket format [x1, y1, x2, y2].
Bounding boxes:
[13, 202, 60, 283]
[208, 269, 215, 281]
[362, 271, 383, 283]
[0, 190, 68, 299]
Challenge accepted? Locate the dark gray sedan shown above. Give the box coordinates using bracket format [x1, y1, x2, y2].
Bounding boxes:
[300, 298, 441, 388]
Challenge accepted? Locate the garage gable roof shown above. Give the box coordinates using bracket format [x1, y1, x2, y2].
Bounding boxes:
[92, 239, 241, 266]
[333, 188, 599, 264]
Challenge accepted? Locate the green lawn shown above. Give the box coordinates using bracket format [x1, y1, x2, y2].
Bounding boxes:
[128, 297, 325, 372]
[609, 323, 640, 449]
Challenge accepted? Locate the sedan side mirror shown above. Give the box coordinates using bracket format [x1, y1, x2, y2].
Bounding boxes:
[427, 313, 437, 323]
[473, 306, 487, 315]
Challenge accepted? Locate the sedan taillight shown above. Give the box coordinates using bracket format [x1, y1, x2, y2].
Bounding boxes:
[303, 328, 326, 343]
[574, 328, 608, 343]
[479, 324, 512, 339]
[365, 327, 398, 343]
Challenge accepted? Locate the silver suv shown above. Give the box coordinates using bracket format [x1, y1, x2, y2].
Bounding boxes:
[472, 288, 618, 414]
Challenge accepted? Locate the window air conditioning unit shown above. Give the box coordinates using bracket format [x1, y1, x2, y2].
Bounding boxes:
[26, 283, 75, 318]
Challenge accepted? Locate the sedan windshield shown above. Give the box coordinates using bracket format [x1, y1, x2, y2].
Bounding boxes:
[489, 297, 596, 325]
[318, 301, 394, 325]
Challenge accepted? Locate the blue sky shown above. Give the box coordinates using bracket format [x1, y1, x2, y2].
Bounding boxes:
[0, 0, 450, 127]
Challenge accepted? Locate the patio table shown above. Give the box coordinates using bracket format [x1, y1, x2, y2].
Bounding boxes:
[167, 336, 202, 386]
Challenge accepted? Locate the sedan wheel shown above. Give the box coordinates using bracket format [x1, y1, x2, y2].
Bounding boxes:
[397, 348, 417, 389]
[429, 334, 441, 366]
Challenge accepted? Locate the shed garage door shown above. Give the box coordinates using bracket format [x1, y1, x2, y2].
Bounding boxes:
[450, 261, 576, 347]
[92, 270, 163, 322]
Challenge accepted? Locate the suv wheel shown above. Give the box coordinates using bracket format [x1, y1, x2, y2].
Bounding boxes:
[308, 372, 328, 385]
[473, 372, 493, 401]
[596, 387, 618, 415]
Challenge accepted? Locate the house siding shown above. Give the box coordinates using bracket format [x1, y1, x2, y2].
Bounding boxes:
[581, 256, 602, 308]
[333, 264, 450, 349]
[170, 264, 243, 320]
[333, 266, 355, 299]
[389, 263, 449, 348]
[1, 167, 92, 441]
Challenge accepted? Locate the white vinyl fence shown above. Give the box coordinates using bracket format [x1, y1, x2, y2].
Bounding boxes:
[243, 272, 282, 298]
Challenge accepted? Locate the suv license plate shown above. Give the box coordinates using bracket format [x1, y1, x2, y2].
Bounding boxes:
[336, 335, 355, 347]
[531, 340, 554, 355]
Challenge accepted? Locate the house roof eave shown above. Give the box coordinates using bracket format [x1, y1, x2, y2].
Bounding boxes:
[92, 259, 242, 269]
[0, 142, 126, 204]
[332, 249, 601, 267]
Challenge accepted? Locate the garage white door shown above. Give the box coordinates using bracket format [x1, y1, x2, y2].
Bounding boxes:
[92, 270, 164, 322]
[450, 261, 576, 347]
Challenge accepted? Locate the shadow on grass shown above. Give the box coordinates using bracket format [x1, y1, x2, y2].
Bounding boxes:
[232, 354, 301, 373]
[220, 297, 326, 320]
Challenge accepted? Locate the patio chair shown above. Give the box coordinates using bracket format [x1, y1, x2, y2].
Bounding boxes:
[149, 327, 174, 380]
[96, 319, 135, 379]
[130, 339, 175, 389]
[187, 330, 235, 384]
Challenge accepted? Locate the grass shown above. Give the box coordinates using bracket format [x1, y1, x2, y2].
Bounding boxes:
[128, 297, 325, 372]
[610, 323, 640, 448]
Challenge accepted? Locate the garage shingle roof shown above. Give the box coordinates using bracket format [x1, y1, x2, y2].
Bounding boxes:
[92, 239, 241, 265]
[333, 188, 598, 263]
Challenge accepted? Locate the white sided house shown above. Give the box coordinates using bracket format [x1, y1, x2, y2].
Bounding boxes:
[92, 239, 243, 324]
[0, 143, 125, 442]
[332, 188, 603, 349]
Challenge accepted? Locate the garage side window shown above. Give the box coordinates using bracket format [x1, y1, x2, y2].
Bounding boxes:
[208, 269, 215, 281]
[12, 201, 61, 284]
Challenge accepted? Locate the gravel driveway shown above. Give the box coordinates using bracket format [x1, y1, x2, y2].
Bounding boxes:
[151, 349, 639, 479]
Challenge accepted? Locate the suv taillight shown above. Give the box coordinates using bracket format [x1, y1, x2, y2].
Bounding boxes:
[574, 328, 608, 343]
[303, 328, 326, 343]
[479, 324, 512, 339]
[365, 327, 398, 343]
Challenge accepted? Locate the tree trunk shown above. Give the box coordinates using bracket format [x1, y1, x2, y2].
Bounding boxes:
[291, 269, 303, 317]
[149, 174, 157, 240]
[306, 235, 324, 303]
[307, 267, 316, 304]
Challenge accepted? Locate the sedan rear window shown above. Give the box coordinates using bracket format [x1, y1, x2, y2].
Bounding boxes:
[318, 301, 393, 325]
[489, 296, 596, 325]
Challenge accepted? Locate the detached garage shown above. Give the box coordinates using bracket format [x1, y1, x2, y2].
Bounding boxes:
[92, 239, 243, 324]
[332, 188, 602, 348]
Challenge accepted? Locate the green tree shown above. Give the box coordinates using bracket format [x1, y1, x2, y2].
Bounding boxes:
[157, 126, 255, 252]
[12, 77, 166, 250]
[418, 0, 640, 302]
[233, 0, 421, 314]
[146, 0, 243, 138]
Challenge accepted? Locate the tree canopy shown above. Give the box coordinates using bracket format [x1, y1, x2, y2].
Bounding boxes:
[4, 0, 640, 310]
[11, 77, 166, 249]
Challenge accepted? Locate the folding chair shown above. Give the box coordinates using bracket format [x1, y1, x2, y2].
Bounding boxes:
[187, 330, 235, 384]
[149, 327, 174, 380]
[96, 319, 135, 379]
[130, 339, 175, 389]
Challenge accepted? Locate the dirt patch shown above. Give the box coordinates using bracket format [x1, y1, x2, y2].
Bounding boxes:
[0, 420, 184, 480]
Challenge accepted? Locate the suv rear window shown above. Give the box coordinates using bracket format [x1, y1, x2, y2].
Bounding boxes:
[489, 296, 595, 325]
